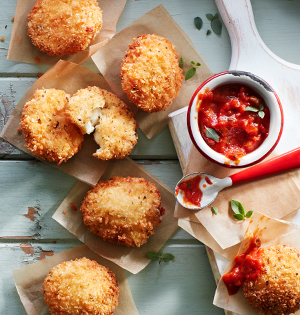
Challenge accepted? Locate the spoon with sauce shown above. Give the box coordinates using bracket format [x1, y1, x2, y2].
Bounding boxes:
[175, 147, 300, 210]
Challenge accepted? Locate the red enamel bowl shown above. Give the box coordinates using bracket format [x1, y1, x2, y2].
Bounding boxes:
[187, 71, 284, 168]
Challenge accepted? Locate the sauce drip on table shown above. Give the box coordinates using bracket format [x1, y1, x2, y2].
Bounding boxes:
[222, 237, 264, 295]
[197, 84, 270, 162]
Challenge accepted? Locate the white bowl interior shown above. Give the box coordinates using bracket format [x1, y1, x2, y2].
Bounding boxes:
[189, 72, 282, 167]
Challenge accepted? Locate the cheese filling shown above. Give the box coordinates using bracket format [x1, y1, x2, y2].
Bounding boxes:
[84, 107, 103, 134]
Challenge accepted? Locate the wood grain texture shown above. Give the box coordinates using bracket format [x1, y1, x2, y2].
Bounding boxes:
[1, 0, 300, 314]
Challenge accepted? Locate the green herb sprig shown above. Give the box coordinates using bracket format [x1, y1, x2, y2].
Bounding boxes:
[185, 61, 201, 81]
[206, 13, 222, 35]
[179, 57, 185, 69]
[146, 250, 175, 264]
[245, 104, 265, 119]
[180, 57, 201, 81]
[231, 200, 253, 220]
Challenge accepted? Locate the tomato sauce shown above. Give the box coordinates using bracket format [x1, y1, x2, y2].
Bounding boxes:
[222, 237, 264, 295]
[197, 84, 270, 161]
[175, 175, 203, 207]
[205, 176, 212, 185]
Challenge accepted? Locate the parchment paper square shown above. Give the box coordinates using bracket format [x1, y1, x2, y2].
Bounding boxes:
[8, 0, 126, 65]
[13, 244, 139, 315]
[53, 157, 178, 274]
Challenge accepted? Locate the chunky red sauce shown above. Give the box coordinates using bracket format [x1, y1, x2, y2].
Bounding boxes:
[176, 175, 203, 207]
[197, 84, 270, 161]
[222, 237, 264, 295]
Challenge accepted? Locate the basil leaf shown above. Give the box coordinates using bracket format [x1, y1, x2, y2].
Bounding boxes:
[211, 17, 222, 35]
[191, 61, 195, 65]
[158, 249, 163, 256]
[206, 13, 214, 21]
[233, 213, 245, 220]
[231, 199, 245, 215]
[245, 210, 254, 218]
[195, 62, 201, 67]
[245, 106, 259, 112]
[205, 126, 219, 142]
[194, 17, 203, 30]
[258, 111, 265, 119]
[146, 252, 159, 260]
[206, 30, 211, 35]
[162, 253, 175, 262]
[259, 103, 264, 111]
[213, 13, 219, 19]
[211, 206, 218, 215]
[185, 67, 196, 80]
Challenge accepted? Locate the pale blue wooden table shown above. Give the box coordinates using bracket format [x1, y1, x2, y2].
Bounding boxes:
[1, 0, 300, 314]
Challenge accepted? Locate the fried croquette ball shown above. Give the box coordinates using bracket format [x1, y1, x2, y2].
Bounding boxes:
[80, 176, 165, 247]
[43, 257, 119, 315]
[243, 245, 300, 315]
[20, 88, 84, 164]
[66, 87, 138, 160]
[27, 0, 102, 56]
[121, 34, 184, 113]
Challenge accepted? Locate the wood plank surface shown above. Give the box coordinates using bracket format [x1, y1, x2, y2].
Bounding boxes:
[1, 0, 300, 314]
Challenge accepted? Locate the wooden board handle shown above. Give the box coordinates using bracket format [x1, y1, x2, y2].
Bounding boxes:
[215, 0, 262, 70]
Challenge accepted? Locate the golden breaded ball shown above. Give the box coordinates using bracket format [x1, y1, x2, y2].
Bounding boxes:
[80, 176, 165, 247]
[43, 257, 119, 315]
[20, 88, 84, 164]
[66, 87, 138, 160]
[243, 245, 300, 315]
[27, 0, 102, 56]
[121, 34, 184, 113]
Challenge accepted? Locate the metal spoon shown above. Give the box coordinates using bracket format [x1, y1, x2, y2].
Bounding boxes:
[175, 147, 300, 210]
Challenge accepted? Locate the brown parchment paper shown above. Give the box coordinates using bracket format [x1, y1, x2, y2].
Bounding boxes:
[91, 5, 214, 139]
[52, 157, 178, 274]
[213, 211, 300, 315]
[7, 0, 126, 65]
[0, 60, 127, 185]
[13, 244, 139, 315]
[174, 144, 300, 250]
[178, 208, 300, 262]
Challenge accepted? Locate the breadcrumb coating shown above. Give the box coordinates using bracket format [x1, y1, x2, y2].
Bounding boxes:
[81, 176, 165, 247]
[243, 245, 300, 315]
[121, 34, 184, 113]
[43, 257, 119, 315]
[27, 0, 102, 56]
[20, 88, 83, 164]
[66, 87, 138, 160]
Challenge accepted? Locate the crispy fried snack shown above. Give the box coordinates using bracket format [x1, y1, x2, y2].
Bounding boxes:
[27, 0, 102, 56]
[81, 176, 165, 247]
[20, 88, 83, 164]
[243, 245, 300, 315]
[66, 87, 138, 160]
[121, 34, 184, 113]
[43, 257, 119, 315]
